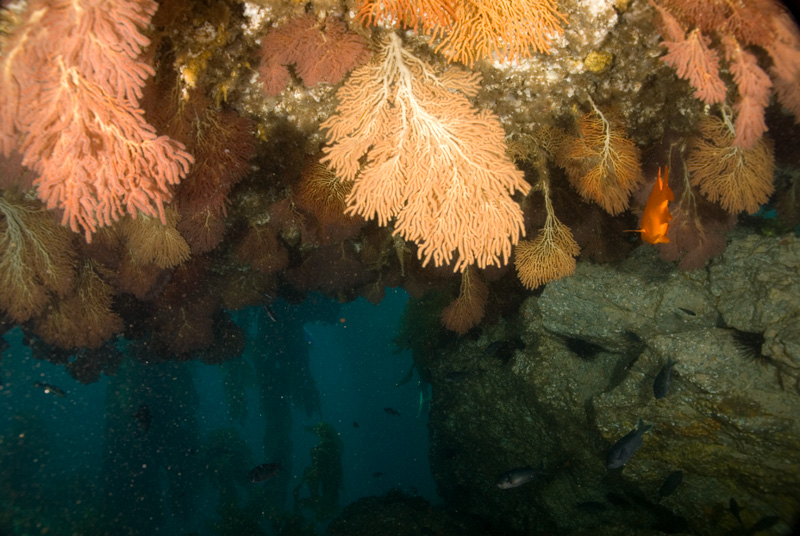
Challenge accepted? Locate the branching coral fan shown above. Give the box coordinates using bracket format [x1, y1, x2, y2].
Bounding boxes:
[122, 208, 191, 269]
[295, 160, 363, 244]
[441, 266, 488, 334]
[0, 192, 76, 322]
[556, 101, 644, 215]
[357, 0, 567, 67]
[0, 0, 193, 240]
[357, 0, 456, 32]
[33, 260, 123, 350]
[432, 0, 567, 66]
[295, 162, 355, 229]
[688, 115, 775, 214]
[259, 14, 370, 96]
[322, 33, 530, 272]
[651, 0, 800, 149]
[515, 180, 580, 290]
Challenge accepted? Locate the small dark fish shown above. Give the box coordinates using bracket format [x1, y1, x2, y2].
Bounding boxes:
[729, 497, 744, 526]
[606, 418, 652, 469]
[372, 472, 384, 478]
[576, 501, 607, 514]
[352, 421, 360, 428]
[658, 470, 683, 499]
[383, 407, 401, 416]
[677, 307, 696, 316]
[33, 381, 66, 397]
[653, 358, 677, 399]
[748, 515, 779, 533]
[496, 463, 544, 489]
[247, 462, 282, 483]
[133, 404, 152, 433]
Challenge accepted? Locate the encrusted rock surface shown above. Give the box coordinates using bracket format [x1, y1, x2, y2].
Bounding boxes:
[428, 232, 800, 535]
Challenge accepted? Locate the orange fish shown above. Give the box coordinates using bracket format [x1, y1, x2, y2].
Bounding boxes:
[628, 167, 674, 244]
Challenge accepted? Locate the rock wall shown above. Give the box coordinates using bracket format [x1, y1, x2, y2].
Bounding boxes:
[428, 232, 800, 535]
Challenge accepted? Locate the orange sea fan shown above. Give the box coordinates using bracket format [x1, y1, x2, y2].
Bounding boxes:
[177, 206, 227, 255]
[234, 224, 289, 276]
[32, 260, 123, 349]
[723, 35, 772, 149]
[0, 191, 77, 322]
[556, 103, 644, 215]
[687, 115, 775, 214]
[659, 28, 727, 105]
[433, 0, 567, 67]
[658, 0, 782, 50]
[123, 208, 191, 269]
[441, 266, 488, 335]
[357, 0, 456, 33]
[1, 0, 193, 240]
[766, 12, 800, 123]
[296, 161, 353, 226]
[321, 33, 529, 272]
[171, 97, 256, 219]
[515, 181, 579, 290]
[115, 252, 170, 301]
[295, 160, 364, 243]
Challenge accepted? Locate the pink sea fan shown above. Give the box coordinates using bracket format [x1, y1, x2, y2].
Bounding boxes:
[259, 15, 370, 96]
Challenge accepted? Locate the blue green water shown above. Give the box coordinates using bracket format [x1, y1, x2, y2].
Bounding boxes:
[0, 288, 436, 534]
